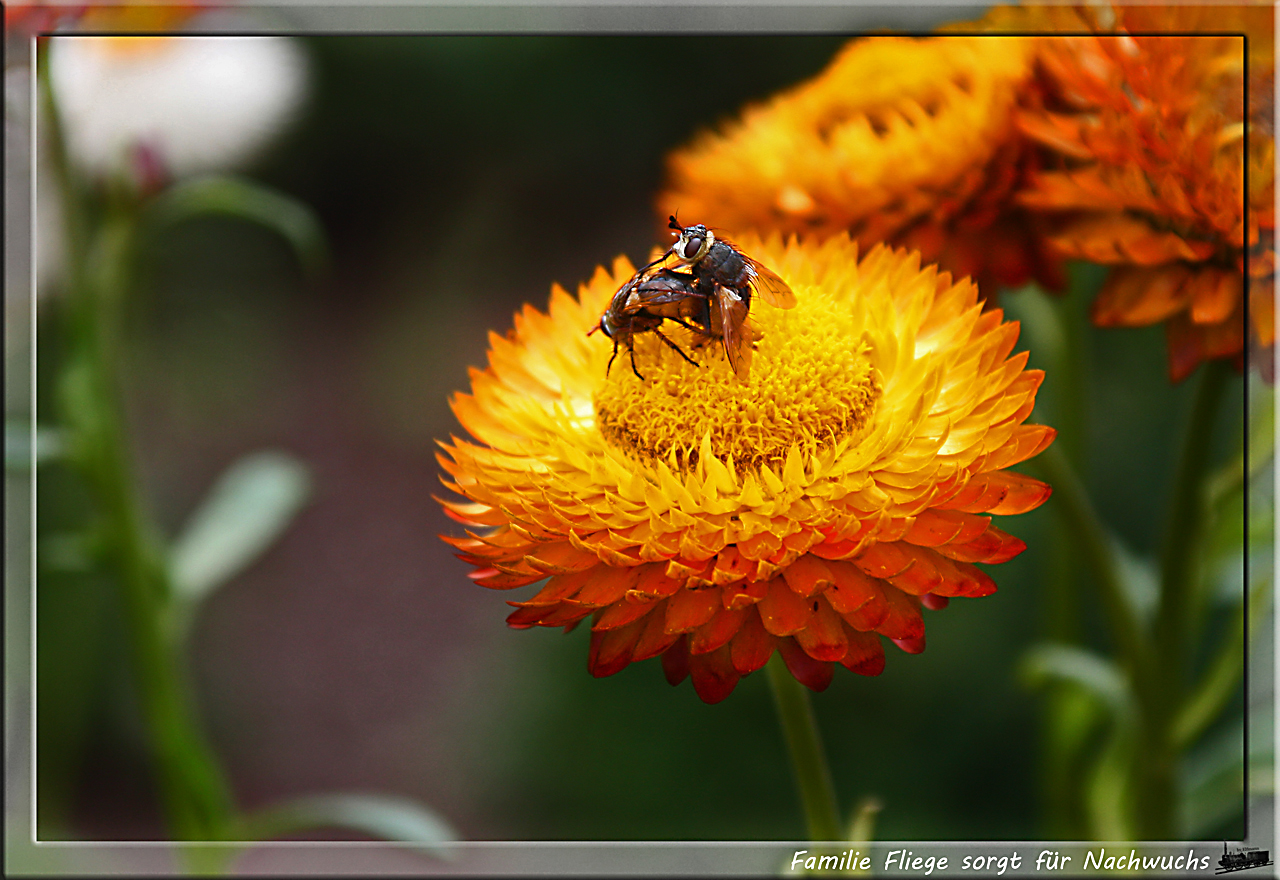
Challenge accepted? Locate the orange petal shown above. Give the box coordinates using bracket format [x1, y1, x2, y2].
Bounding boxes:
[505, 604, 555, 629]
[903, 509, 990, 548]
[937, 525, 1026, 565]
[887, 546, 997, 597]
[469, 566, 546, 590]
[781, 554, 836, 597]
[665, 587, 722, 634]
[1249, 275, 1275, 347]
[628, 563, 683, 601]
[823, 560, 878, 614]
[722, 579, 768, 610]
[690, 604, 748, 655]
[593, 595, 658, 631]
[852, 542, 915, 579]
[524, 541, 600, 575]
[936, 470, 1052, 515]
[1093, 264, 1195, 327]
[575, 564, 643, 608]
[688, 643, 741, 704]
[1190, 269, 1242, 326]
[793, 598, 849, 662]
[507, 568, 595, 607]
[777, 636, 834, 692]
[535, 601, 595, 628]
[757, 577, 816, 636]
[729, 608, 777, 675]
[435, 497, 507, 527]
[711, 546, 753, 584]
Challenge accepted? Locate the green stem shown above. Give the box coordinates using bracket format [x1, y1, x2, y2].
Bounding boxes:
[60, 220, 236, 844]
[42, 49, 236, 844]
[1028, 268, 1094, 838]
[1031, 445, 1150, 682]
[767, 655, 842, 842]
[1135, 358, 1234, 839]
[1154, 359, 1232, 682]
[1171, 574, 1266, 752]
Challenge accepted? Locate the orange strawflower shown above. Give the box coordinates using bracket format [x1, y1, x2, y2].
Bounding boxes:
[982, 4, 1275, 381]
[438, 234, 1055, 703]
[657, 36, 1065, 299]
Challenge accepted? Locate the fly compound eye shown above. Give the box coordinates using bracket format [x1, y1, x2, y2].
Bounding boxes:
[681, 235, 704, 260]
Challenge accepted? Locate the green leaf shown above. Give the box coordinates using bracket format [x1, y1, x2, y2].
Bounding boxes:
[1173, 575, 1270, 750]
[1245, 385, 1274, 481]
[1180, 711, 1273, 837]
[169, 451, 311, 606]
[232, 793, 457, 855]
[143, 175, 329, 277]
[1020, 643, 1133, 718]
[1086, 724, 1136, 840]
[6, 422, 65, 470]
[1109, 537, 1159, 625]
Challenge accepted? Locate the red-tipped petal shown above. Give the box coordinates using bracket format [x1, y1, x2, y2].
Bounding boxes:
[793, 597, 849, 662]
[632, 603, 680, 662]
[840, 627, 885, 676]
[777, 636, 834, 692]
[688, 643, 741, 703]
[661, 636, 690, 686]
[729, 608, 777, 675]
[921, 593, 950, 611]
[878, 588, 925, 640]
[588, 615, 649, 677]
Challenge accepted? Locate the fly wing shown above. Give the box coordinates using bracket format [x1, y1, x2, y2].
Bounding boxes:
[631, 269, 701, 306]
[715, 285, 757, 381]
[744, 258, 797, 309]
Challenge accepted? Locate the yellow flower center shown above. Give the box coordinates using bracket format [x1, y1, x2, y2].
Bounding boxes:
[593, 286, 881, 471]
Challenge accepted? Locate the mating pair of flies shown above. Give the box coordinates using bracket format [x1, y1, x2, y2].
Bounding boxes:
[591, 216, 797, 381]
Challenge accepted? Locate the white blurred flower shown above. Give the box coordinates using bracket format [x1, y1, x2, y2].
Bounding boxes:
[48, 34, 308, 180]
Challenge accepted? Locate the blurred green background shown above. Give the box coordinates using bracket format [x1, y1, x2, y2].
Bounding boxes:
[31, 32, 1251, 844]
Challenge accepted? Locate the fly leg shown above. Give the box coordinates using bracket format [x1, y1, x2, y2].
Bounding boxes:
[651, 326, 700, 369]
[627, 341, 645, 381]
[605, 340, 618, 377]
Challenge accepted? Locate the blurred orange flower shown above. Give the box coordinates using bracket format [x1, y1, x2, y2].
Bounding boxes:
[439, 235, 1054, 702]
[982, 4, 1275, 381]
[657, 36, 1065, 299]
